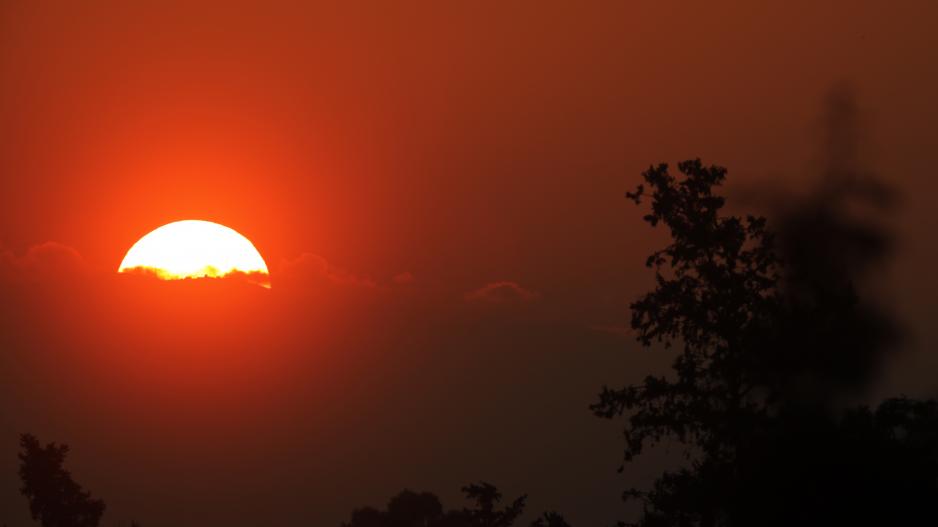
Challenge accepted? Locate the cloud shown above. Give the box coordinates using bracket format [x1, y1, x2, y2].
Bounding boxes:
[0, 242, 87, 283]
[464, 281, 540, 304]
[119, 266, 272, 289]
[392, 271, 414, 284]
[278, 253, 377, 288]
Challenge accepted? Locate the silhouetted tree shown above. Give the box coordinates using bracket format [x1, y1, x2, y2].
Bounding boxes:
[593, 160, 780, 466]
[529, 512, 571, 527]
[18, 433, 105, 527]
[593, 159, 938, 526]
[456, 482, 526, 527]
[342, 482, 543, 527]
[387, 490, 444, 527]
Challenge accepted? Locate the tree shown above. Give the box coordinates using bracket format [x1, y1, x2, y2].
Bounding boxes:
[342, 482, 542, 527]
[593, 160, 938, 526]
[18, 434, 106, 527]
[529, 512, 571, 527]
[593, 160, 779, 465]
[456, 482, 526, 527]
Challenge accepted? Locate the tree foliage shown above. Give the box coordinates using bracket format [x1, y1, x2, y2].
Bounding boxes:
[594, 160, 938, 526]
[341, 482, 535, 527]
[18, 434, 106, 527]
[529, 512, 572, 527]
[593, 160, 779, 465]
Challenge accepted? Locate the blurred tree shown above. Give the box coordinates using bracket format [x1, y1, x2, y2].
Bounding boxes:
[593, 160, 938, 526]
[18, 434, 105, 527]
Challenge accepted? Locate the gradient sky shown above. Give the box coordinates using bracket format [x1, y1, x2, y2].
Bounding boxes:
[1, 2, 937, 526]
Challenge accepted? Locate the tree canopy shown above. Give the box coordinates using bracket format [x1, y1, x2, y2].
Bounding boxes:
[593, 160, 938, 526]
[342, 482, 557, 527]
[18, 434, 105, 527]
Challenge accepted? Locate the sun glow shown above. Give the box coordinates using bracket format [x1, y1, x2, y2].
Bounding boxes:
[119, 220, 270, 287]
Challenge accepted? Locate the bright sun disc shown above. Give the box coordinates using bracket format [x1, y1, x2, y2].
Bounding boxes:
[119, 220, 270, 288]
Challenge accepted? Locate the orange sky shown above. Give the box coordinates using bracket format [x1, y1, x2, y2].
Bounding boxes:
[1, 2, 937, 526]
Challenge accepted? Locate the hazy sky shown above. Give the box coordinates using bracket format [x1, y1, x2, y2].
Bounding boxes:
[1, 2, 936, 526]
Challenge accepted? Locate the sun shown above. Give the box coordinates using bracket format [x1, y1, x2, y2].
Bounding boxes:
[119, 220, 270, 287]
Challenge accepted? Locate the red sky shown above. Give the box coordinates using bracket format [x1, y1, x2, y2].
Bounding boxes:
[1, 2, 937, 526]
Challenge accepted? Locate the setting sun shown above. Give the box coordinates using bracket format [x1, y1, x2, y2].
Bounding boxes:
[118, 220, 270, 287]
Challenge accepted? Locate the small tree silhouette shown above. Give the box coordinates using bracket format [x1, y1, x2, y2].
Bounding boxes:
[18, 434, 105, 527]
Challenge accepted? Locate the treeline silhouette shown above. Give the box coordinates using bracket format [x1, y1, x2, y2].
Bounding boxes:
[340, 482, 570, 527]
[10, 443, 565, 527]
